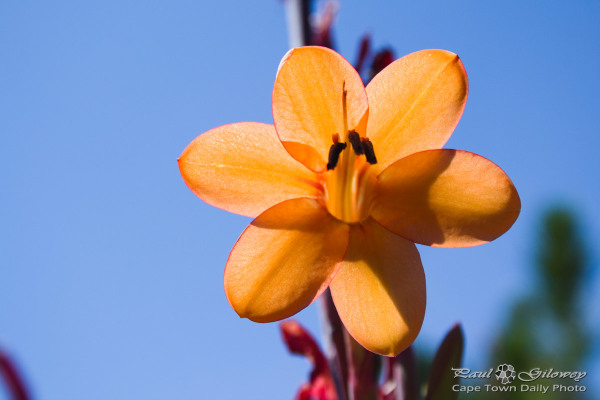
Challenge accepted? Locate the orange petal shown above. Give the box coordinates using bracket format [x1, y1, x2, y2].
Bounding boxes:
[273, 46, 369, 172]
[224, 198, 349, 322]
[365, 49, 468, 170]
[372, 149, 521, 248]
[178, 122, 321, 218]
[329, 219, 426, 356]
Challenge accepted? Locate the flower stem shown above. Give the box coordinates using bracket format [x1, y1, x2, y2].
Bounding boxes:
[0, 349, 31, 400]
[284, 0, 312, 48]
[319, 289, 349, 400]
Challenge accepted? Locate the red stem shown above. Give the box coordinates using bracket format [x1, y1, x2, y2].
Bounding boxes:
[0, 349, 31, 400]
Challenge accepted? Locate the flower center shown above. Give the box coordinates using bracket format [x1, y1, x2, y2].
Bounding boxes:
[323, 82, 377, 224]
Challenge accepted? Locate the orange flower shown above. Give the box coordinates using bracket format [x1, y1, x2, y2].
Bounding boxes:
[178, 46, 520, 356]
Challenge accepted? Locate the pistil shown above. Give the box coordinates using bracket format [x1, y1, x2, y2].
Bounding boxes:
[338, 83, 355, 221]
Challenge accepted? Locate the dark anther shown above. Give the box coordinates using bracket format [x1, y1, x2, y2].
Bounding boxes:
[362, 139, 378, 164]
[347, 131, 364, 155]
[327, 142, 347, 170]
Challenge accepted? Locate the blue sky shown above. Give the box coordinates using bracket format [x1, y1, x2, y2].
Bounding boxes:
[1, 0, 598, 398]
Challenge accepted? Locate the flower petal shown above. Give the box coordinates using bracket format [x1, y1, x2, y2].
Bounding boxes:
[178, 122, 321, 218]
[329, 219, 426, 356]
[273, 46, 369, 172]
[224, 198, 349, 322]
[365, 49, 468, 170]
[372, 149, 521, 248]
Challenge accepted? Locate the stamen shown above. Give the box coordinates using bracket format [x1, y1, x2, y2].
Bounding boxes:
[327, 142, 347, 170]
[347, 131, 364, 155]
[361, 138, 378, 164]
[324, 81, 377, 223]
